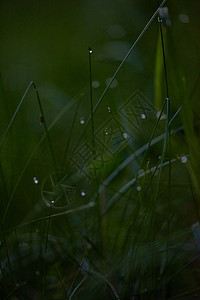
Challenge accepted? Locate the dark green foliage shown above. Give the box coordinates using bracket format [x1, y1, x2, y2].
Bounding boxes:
[0, 1, 200, 299]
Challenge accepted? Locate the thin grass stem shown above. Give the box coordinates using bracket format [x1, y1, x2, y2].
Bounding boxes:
[62, 100, 81, 166]
[12, 202, 95, 230]
[41, 205, 52, 297]
[73, 0, 168, 151]
[88, 47, 95, 151]
[1, 90, 83, 225]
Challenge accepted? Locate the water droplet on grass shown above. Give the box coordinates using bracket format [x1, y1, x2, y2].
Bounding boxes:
[123, 133, 128, 139]
[105, 129, 109, 135]
[137, 186, 141, 192]
[33, 177, 39, 184]
[107, 107, 111, 113]
[180, 156, 187, 163]
[88, 47, 93, 54]
[81, 191, 86, 197]
[80, 117, 85, 125]
[141, 113, 146, 119]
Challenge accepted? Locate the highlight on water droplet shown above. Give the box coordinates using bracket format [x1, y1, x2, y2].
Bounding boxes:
[88, 47, 93, 54]
[123, 133, 128, 139]
[104, 129, 109, 135]
[92, 81, 100, 88]
[81, 191, 86, 197]
[141, 113, 146, 119]
[51, 200, 55, 204]
[158, 7, 171, 27]
[33, 177, 39, 184]
[107, 106, 111, 113]
[105, 78, 118, 89]
[80, 117, 85, 125]
[137, 186, 142, 192]
[180, 156, 188, 164]
[178, 14, 190, 23]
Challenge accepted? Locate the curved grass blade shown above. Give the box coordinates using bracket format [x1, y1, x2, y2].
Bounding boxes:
[102, 158, 176, 215]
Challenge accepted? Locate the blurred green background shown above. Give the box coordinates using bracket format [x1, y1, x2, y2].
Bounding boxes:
[1, 0, 199, 99]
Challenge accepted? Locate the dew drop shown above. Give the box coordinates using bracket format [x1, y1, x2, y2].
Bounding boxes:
[81, 191, 86, 197]
[107, 106, 111, 113]
[105, 129, 109, 135]
[33, 177, 39, 184]
[180, 156, 187, 164]
[159, 7, 171, 26]
[123, 133, 128, 139]
[92, 81, 100, 88]
[141, 113, 146, 119]
[88, 47, 93, 54]
[51, 200, 55, 204]
[80, 117, 85, 125]
[137, 186, 142, 192]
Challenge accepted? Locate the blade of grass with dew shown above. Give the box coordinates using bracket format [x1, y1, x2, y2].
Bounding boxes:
[1, 86, 87, 226]
[88, 47, 95, 152]
[154, 6, 169, 110]
[72, 0, 168, 152]
[102, 158, 176, 215]
[98, 99, 168, 194]
[151, 10, 171, 290]
[0, 81, 57, 171]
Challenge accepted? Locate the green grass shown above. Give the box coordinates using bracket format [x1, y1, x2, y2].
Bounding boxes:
[1, 0, 200, 299]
